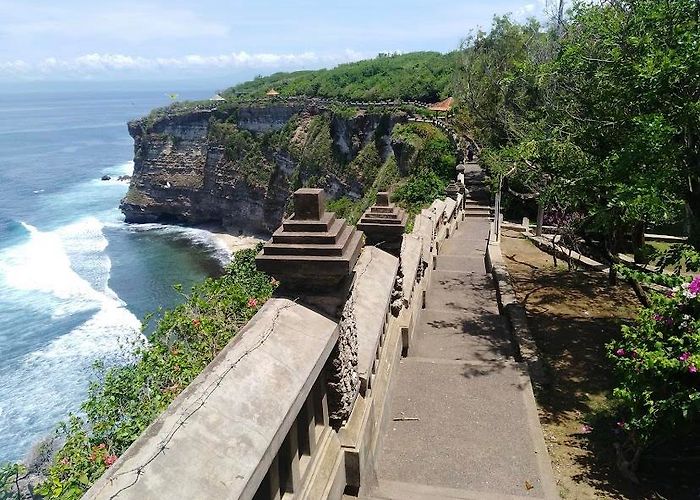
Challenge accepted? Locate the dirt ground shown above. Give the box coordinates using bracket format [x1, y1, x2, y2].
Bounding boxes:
[500, 230, 657, 499]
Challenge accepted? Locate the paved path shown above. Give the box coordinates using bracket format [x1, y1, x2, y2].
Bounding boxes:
[367, 216, 557, 499]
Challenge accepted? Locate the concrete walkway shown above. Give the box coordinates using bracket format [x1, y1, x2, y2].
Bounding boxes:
[368, 216, 557, 499]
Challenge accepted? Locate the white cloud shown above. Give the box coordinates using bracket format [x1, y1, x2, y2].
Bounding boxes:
[0, 50, 367, 80]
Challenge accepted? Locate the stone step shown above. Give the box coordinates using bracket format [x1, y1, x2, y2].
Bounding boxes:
[464, 207, 492, 214]
[434, 255, 485, 272]
[282, 211, 336, 232]
[463, 213, 493, 219]
[426, 271, 497, 308]
[413, 309, 512, 361]
[440, 238, 489, 257]
[365, 479, 541, 500]
[257, 230, 363, 273]
[378, 359, 554, 499]
[272, 218, 346, 244]
[264, 224, 354, 256]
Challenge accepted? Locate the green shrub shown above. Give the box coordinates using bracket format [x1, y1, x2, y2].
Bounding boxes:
[391, 123, 456, 181]
[393, 169, 447, 208]
[1, 463, 26, 500]
[326, 196, 356, 219]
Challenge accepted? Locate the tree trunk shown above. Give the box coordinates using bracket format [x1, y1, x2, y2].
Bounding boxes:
[536, 205, 544, 237]
[631, 223, 646, 264]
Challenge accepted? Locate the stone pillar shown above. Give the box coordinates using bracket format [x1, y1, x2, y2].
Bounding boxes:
[445, 181, 460, 200]
[256, 188, 365, 426]
[356, 192, 407, 255]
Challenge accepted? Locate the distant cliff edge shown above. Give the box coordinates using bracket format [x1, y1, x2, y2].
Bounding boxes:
[121, 102, 408, 234]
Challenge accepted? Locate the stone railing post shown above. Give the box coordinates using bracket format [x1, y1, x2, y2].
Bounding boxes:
[357, 191, 407, 255]
[256, 188, 364, 426]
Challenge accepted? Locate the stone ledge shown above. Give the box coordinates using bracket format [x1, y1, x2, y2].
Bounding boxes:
[85, 299, 339, 500]
[485, 233, 548, 389]
[353, 247, 400, 395]
[399, 235, 422, 304]
[526, 233, 609, 273]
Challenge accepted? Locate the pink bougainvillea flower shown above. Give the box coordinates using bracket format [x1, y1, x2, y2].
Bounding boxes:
[580, 424, 593, 434]
[689, 276, 700, 295]
[615, 348, 626, 357]
[247, 297, 258, 308]
[98, 443, 106, 449]
[679, 352, 691, 362]
[60, 457, 69, 465]
[104, 454, 118, 467]
[689, 364, 698, 374]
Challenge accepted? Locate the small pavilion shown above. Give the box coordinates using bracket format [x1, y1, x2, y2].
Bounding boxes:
[266, 88, 280, 98]
[427, 96, 454, 117]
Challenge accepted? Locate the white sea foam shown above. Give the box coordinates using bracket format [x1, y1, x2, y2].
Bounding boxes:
[0, 222, 101, 316]
[95, 161, 135, 186]
[0, 218, 142, 325]
[0, 218, 143, 461]
[111, 221, 234, 264]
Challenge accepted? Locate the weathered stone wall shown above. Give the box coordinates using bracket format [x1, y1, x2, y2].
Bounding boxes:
[327, 295, 360, 426]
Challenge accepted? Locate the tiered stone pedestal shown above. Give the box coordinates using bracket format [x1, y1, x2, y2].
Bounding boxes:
[256, 188, 364, 292]
[445, 181, 461, 200]
[357, 192, 407, 253]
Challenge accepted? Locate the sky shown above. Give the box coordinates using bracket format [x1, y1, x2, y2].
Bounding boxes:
[0, 0, 551, 87]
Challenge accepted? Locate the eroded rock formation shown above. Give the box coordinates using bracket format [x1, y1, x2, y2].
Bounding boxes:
[121, 103, 406, 234]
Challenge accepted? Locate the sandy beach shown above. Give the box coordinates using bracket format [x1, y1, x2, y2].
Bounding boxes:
[206, 226, 267, 257]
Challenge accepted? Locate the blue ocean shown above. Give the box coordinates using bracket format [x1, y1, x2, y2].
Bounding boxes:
[0, 87, 229, 462]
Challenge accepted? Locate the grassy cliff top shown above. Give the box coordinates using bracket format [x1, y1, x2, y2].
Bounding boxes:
[221, 51, 456, 103]
[138, 51, 457, 130]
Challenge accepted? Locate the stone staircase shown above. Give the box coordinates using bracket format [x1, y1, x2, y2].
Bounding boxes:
[461, 160, 494, 220]
[360, 162, 556, 500]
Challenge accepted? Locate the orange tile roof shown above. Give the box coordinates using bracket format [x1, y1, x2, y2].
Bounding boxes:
[428, 97, 454, 112]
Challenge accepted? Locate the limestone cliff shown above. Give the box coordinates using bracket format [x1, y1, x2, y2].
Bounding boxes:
[121, 103, 406, 233]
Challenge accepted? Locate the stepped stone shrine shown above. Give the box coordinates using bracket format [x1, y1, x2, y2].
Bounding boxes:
[445, 180, 461, 200]
[256, 188, 364, 291]
[356, 192, 407, 251]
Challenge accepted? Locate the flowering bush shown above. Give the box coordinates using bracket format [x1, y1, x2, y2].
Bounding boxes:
[608, 275, 700, 468]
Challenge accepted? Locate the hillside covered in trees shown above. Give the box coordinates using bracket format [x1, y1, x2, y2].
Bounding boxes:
[221, 51, 456, 102]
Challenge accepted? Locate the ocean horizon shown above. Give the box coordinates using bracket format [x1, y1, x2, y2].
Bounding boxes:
[0, 86, 231, 462]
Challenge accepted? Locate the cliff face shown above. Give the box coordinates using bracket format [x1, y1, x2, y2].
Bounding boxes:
[121, 104, 404, 233]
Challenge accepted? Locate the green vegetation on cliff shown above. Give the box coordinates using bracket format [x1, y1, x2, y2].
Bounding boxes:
[224, 51, 456, 102]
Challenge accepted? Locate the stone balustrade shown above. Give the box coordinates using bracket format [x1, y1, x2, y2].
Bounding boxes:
[86, 186, 464, 500]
